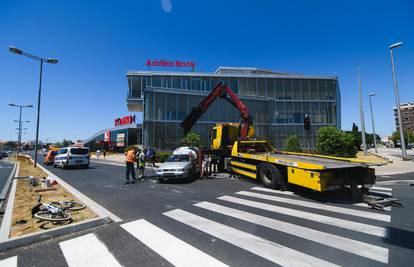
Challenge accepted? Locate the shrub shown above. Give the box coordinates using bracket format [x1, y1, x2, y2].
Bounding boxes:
[155, 151, 172, 163]
[284, 135, 302, 153]
[316, 126, 357, 158]
[181, 132, 202, 147]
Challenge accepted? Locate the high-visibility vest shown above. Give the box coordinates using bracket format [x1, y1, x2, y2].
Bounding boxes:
[125, 150, 135, 163]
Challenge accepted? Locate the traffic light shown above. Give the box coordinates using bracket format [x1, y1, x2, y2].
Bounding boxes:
[304, 115, 311, 131]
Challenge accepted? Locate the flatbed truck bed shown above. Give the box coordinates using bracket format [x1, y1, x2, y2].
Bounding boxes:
[230, 140, 376, 196]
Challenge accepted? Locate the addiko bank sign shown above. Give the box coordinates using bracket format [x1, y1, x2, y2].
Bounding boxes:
[145, 59, 196, 68]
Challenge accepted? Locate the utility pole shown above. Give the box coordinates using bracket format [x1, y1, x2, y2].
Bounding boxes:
[357, 67, 367, 155]
[368, 93, 378, 153]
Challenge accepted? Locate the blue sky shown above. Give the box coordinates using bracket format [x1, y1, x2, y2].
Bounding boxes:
[0, 0, 413, 142]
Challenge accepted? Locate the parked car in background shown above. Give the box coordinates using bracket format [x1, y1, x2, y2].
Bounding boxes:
[54, 147, 90, 169]
[0, 151, 8, 159]
[43, 150, 58, 165]
[156, 147, 199, 182]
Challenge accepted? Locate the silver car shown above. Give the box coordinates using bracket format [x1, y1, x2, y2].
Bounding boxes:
[156, 154, 198, 182]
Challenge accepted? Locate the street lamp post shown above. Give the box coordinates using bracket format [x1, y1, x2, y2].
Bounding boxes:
[389, 42, 408, 159]
[357, 68, 367, 154]
[368, 93, 378, 153]
[8, 103, 33, 153]
[9, 46, 58, 167]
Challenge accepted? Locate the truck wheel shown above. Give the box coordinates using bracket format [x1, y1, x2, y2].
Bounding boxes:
[259, 164, 282, 189]
[350, 180, 362, 201]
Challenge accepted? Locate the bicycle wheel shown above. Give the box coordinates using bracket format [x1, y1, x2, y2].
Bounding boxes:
[60, 201, 86, 211]
[34, 211, 72, 222]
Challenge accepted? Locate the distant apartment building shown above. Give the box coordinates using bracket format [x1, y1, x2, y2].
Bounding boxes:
[394, 102, 414, 133]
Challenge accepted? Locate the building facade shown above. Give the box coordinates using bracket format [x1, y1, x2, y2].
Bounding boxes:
[126, 67, 341, 150]
[394, 102, 414, 133]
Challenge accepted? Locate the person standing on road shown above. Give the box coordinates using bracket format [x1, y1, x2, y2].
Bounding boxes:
[138, 151, 146, 181]
[124, 147, 137, 184]
[103, 149, 107, 159]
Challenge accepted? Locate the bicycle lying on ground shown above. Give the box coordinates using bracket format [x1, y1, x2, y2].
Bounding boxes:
[31, 196, 86, 222]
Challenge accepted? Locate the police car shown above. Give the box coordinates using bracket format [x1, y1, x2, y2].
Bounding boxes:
[54, 147, 90, 169]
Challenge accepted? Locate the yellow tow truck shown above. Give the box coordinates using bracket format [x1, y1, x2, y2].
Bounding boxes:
[231, 140, 376, 198]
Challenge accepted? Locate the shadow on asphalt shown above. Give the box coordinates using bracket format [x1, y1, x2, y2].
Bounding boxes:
[384, 226, 414, 250]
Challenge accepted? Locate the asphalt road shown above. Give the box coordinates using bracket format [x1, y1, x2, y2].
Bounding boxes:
[0, 156, 413, 266]
[0, 160, 14, 197]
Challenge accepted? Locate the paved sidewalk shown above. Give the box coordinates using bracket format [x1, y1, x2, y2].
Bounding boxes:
[371, 148, 414, 176]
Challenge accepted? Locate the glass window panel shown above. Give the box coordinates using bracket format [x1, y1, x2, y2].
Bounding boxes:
[320, 102, 327, 123]
[229, 78, 238, 94]
[247, 78, 257, 96]
[182, 76, 190, 90]
[292, 79, 302, 100]
[177, 94, 187, 120]
[165, 123, 177, 149]
[284, 79, 293, 100]
[318, 80, 327, 100]
[267, 79, 275, 98]
[154, 92, 165, 120]
[145, 92, 154, 120]
[275, 79, 284, 99]
[257, 78, 266, 96]
[238, 78, 248, 95]
[152, 76, 162, 87]
[154, 123, 164, 149]
[127, 76, 132, 98]
[191, 76, 201, 91]
[201, 77, 210, 92]
[294, 102, 303, 123]
[285, 102, 293, 123]
[301, 79, 310, 100]
[311, 102, 321, 123]
[275, 101, 285, 123]
[303, 102, 311, 118]
[310, 79, 318, 99]
[172, 76, 181, 89]
[327, 80, 336, 100]
[165, 94, 177, 120]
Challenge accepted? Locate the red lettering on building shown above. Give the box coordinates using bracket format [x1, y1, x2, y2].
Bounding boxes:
[114, 115, 136, 127]
[145, 59, 196, 68]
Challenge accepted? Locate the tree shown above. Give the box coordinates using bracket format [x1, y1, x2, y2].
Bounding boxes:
[352, 123, 359, 132]
[391, 130, 414, 146]
[181, 132, 202, 147]
[316, 126, 357, 158]
[283, 135, 302, 153]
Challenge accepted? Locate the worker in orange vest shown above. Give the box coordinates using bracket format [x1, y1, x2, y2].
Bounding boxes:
[125, 147, 137, 184]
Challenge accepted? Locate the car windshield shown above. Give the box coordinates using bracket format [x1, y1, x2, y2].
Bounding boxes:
[70, 148, 89, 155]
[58, 148, 68, 154]
[166, 154, 190, 162]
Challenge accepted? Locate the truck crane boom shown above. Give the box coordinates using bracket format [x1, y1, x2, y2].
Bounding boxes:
[180, 82, 252, 139]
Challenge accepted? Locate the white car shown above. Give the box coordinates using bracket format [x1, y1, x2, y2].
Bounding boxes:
[156, 147, 199, 182]
[54, 147, 90, 169]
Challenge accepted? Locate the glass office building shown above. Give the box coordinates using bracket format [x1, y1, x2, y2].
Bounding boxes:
[126, 67, 341, 150]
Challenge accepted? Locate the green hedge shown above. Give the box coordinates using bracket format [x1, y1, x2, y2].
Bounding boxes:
[155, 151, 172, 163]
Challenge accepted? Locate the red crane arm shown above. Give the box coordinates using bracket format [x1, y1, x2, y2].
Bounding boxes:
[180, 82, 252, 139]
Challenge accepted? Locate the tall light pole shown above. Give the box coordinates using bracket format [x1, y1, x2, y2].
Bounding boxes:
[9, 46, 58, 167]
[368, 93, 378, 153]
[389, 42, 408, 159]
[357, 67, 367, 154]
[9, 103, 33, 153]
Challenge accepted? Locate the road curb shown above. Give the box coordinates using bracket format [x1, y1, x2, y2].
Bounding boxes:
[0, 216, 111, 253]
[28, 156, 122, 223]
[370, 151, 393, 164]
[0, 162, 19, 241]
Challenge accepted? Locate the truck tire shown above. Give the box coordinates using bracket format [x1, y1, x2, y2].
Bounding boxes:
[259, 164, 282, 189]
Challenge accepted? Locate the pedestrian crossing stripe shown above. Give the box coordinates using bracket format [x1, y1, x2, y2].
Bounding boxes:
[59, 233, 122, 267]
[236, 190, 391, 222]
[194, 201, 389, 263]
[0, 256, 17, 267]
[219, 195, 388, 237]
[164, 209, 340, 267]
[121, 219, 228, 267]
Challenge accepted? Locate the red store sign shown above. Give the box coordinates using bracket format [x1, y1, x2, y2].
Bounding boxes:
[114, 115, 136, 127]
[145, 59, 196, 68]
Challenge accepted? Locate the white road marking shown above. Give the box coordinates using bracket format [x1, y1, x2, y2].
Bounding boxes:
[59, 233, 121, 267]
[121, 219, 228, 267]
[0, 256, 17, 267]
[250, 187, 298, 196]
[195, 201, 388, 264]
[370, 186, 392, 192]
[236, 191, 390, 222]
[219, 196, 388, 237]
[165, 209, 339, 267]
[353, 202, 391, 211]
